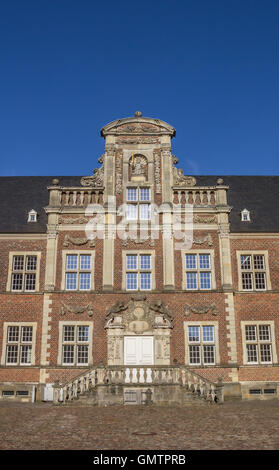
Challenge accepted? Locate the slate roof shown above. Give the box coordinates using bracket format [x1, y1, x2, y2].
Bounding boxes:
[0, 175, 278, 233]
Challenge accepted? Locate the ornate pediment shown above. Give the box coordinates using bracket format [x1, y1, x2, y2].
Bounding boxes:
[105, 295, 173, 333]
[101, 114, 176, 138]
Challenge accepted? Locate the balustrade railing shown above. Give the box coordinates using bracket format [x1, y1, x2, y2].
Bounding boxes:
[53, 365, 223, 405]
[173, 188, 216, 206]
[60, 188, 103, 207]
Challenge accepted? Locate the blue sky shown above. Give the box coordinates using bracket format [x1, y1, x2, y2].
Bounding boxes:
[0, 0, 278, 176]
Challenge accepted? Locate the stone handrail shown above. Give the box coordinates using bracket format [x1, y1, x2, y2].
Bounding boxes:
[53, 364, 223, 405]
[173, 188, 216, 206]
[61, 188, 103, 207]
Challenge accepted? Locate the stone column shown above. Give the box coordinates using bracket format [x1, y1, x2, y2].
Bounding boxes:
[103, 140, 115, 291]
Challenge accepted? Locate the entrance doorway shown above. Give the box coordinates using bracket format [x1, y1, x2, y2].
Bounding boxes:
[124, 336, 154, 383]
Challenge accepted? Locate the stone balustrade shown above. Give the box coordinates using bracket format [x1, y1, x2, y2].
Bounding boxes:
[61, 188, 103, 207]
[53, 365, 223, 405]
[173, 188, 216, 206]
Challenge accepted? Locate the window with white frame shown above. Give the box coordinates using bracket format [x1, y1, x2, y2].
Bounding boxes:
[240, 254, 267, 291]
[126, 187, 151, 220]
[185, 253, 212, 290]
[244, 324, 273, 364]
[5, 325, 34, 365]
[27, 209, 37, 222]
[10, 254, 38, 292]
[62, 325, 90, 365]
[65, 254, 92, 290]
[187, 325, 216, 365]
[125, 253, 152, 290]
[241, 209, 250, 222]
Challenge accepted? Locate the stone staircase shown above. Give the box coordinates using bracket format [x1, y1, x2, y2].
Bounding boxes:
[53, 365, 224, 406]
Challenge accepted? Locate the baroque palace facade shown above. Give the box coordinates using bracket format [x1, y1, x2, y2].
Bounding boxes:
[1, 112, 279, 405]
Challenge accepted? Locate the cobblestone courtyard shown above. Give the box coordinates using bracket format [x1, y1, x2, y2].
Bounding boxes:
[0, 400, 279, 450]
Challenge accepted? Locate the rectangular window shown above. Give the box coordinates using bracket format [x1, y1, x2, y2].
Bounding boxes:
[5, 325, 34, 365]
[240, 254, 267, 291]
[185, 254, 212, 290]
[11, 255, 38, 292]
[62, 325, 90, 366]
[125, 253, 152, 291]
[65, 254, 92, 291]
[188, 325, 216, 365]
[245, 324, 273, 364]
[126, 187, 151, 220]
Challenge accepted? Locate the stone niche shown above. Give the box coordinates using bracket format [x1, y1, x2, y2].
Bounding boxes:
[105, 295, 173, 366]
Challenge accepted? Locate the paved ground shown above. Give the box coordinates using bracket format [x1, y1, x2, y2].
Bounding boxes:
[0, 400, 279, 450]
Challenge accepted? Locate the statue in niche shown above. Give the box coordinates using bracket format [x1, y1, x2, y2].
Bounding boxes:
[130, 154, 147, 179]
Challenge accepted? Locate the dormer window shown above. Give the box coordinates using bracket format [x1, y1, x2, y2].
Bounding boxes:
[28, 210, 37, 223]
[241, 209, 250, 222]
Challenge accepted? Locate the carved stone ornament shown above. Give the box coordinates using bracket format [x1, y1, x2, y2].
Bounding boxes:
[154, 153, 161, 194]
[105, 295, 173, 334]
[80, 156, 104, 188]
[183, 233, 213, 246]
[58, 216, 89, 225]
[173, 168, 197, 187]
[121, 236, 155, 247]
[60, 302, 93, 317]
[193, 214, 217, 224]
[115, 153, 122, 194]
[184, 303, 218, 316]
[117, 136, 158, 144]
[63, 235, 95, 247]
[130, 155, 147, 176]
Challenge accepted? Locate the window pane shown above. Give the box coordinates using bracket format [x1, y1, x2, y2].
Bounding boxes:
[66, 255, 78, 270]
[66, 273, 77, 290]
[186, 272, 197, 289]
[140, 272, 151, 290]
[77, 326, 89, 342]
[25, 273, 36, 291]
[77, 345, 89, 364]
[21, 327, 33, 343]
[13, 256, 24, 271]
[200, 272, 211, 289]
[63, 345, 74, 364]
[259, 325, 270, 341]
[80, 255, 91, 270]
[8, 326, 19, 343]
[6, 345, 18, 364]
[241, 255, 252, 270]
[63, 326, 75, 342]
[126, 255, 137, 270]
[20, 345, 32, 364]
[126, 273, 137, 290]
[245, 325, 257, 341]
[189, 345, 200, 364]
[26, 256, 37, 271]
[140, 255, 151, 270]
[79, 273, 91, 290]
[139, 204, 151, 220]
[260, 344, 272, 363]
[199, 254, 210, 269]
[203, 345, 215, 364]
[255, 272, 266, 290]
[247, 344, 258, 363]
[188, 326, 200, 342]
[254, 255, 265, 270]
[126, 204, 138, 220]
[12, 273, 23, 291]
[139, 188, 150, 201]
[127, 188, 138, 201]
[242, 272, 253, 290]
[202, 326, 214, 342]
[185, 254, 197, 270]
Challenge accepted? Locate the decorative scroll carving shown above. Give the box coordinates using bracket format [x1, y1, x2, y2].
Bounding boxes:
[60, 302, 93, 317]
[109, 123, 160, 134]
[80, 156, 104, 188]
[154, 153, 161, 194]
[117, 136, 158, 144]
[193, 215, 217, 224]
[63, 235, 95, 247]
[121, 236, 155, 247]
[184, 303, 218, 316]
[182, 233, 213, 246]
[174, 168, 196, 187]
[58, 216, 89, 225]
[115, 153, 122, 194]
